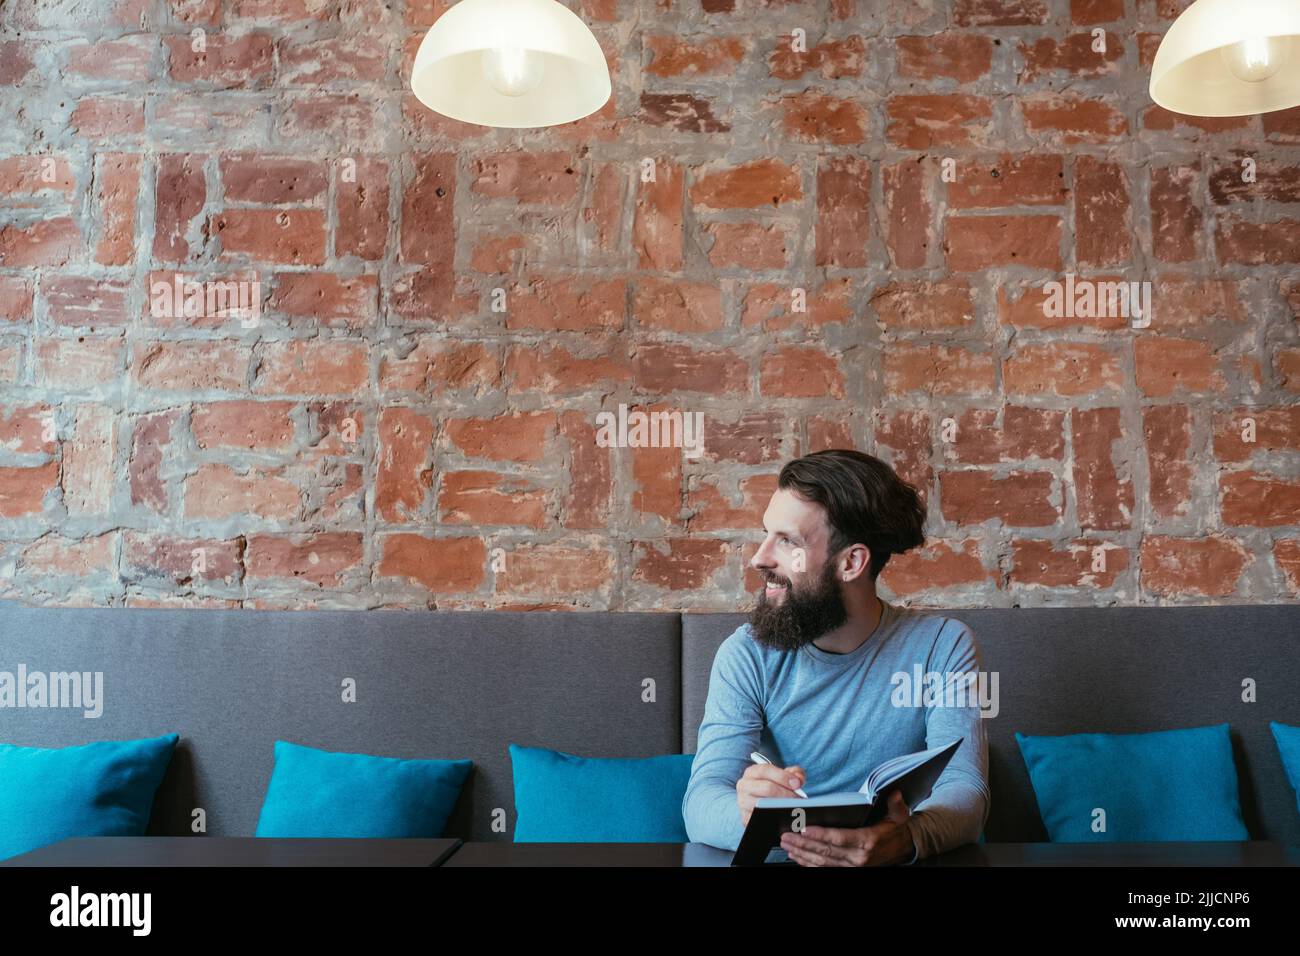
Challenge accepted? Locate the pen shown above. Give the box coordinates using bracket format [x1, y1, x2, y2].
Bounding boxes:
[750, 751, 808, 798]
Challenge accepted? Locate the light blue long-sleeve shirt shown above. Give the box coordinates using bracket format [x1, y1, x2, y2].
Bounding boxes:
[683, 599, 991, 862]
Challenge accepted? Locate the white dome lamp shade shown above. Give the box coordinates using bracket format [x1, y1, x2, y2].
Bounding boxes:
[1150, 0, 1300, 116]
[411, 0, 611, 129]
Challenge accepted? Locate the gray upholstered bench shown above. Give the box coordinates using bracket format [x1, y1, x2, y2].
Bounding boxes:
[2, 603, 1297, 846]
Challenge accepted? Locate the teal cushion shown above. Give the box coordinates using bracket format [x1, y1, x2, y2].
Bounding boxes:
[0, 733, 179, 861]
[254, 740, 472, 838]
[1270, 721, 1300, 816]
[510, 744, 693, 842]
[1015, 723, 1248, 842]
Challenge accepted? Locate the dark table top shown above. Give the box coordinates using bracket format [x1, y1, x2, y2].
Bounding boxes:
[0, 837, 462, 867]
[3, 838, 1297, 867]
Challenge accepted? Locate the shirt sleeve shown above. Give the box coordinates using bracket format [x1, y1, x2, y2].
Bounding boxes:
[682, 630, 766, 851]
[905, 618, 992, 861]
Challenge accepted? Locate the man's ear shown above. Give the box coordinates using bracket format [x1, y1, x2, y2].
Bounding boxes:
[839, 543, 872, 582]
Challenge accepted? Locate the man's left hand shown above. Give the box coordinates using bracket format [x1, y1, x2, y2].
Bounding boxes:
[779, 790, 914, 866]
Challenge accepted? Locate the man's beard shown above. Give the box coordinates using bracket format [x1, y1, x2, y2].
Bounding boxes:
[749, 560, 849, 652]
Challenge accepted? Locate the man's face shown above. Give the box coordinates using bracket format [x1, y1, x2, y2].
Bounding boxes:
[748, 488, 848, 650]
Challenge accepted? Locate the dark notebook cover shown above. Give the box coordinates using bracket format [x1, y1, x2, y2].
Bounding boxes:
[731, 737, 963, 866]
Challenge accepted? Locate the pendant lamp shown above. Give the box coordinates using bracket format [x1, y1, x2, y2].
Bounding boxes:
[1150, 0, 1300, 116]
[410, 0, 611, 129]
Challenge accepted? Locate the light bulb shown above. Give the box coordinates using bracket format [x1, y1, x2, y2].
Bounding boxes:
[1220, 35, 1289, 83]
[481, 46, 545, 97]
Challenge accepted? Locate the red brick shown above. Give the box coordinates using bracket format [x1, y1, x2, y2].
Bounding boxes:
[940, 470, 1059, 526]
[955, 0, 1048, 25]
[1220, 473, 1300, 527]
[882, 539, 991, 594]
[495, 543, 613, 599]
[505, 345, 629, 394]
[471, 152, 579, 204]
[896, 35, 993, 83]
[882, 159, 933, 269]
[701, 412, 790, 465]
[191, 400, 295, 450]
[1134, 337, 1225, 397]
[871, 279, 974, 331]
[0, 155, 76, 201]
[0, 277, 33, 325]
[560, 411, 611, 529]
[885, 345, 998, 396]
[505, 277, 626, 332]
[72, 97, 145, 138]
[244, 532, 363, 588]
[944, 215, 1062, 271]
[184, 462, 300, 519]
[1275, 539, 1300, 593]
[686, 474, 778, 532]
[93, 153, 141, 266]
[154, 154, 205, 263]
[210, 208, 326, 264]
[166, 33, 273, 87]
[1215, 216, 1300, 265]
[0, 403, 56, 454]
[278, 33, 386, 84]
[0, 218, 81, 267]
[778, 90, 867, 144]
[645, 35, 746, 77]
[634, 538, 731, 590]
[0, 463, 59, 515]
[1011, 538, 1129, 588]
[705, 222, 788, 268]
[440, 470, 548, 528]
[0, 39, 37, 85]
[268, 273, 378, 328]
[336, 156, 388, 261]
[1143, 404, 1194, 519]
[127, 409, 177, 512]
[634, 160, 683, 271]
[760, 346, 846, 399]
[636, 93, 730, 134]
[1075, 157, 1131, 267]
[689, 159, 801, 210]
[1071, 406, 1132, 530]
[253, 339, 368, 395]
[816, 155, 870, 268]
[67, 37, 156, 83]
[874, 409, 933, 495]
[768, 35, 866, 79]
[942, 406, 1065, 464]
[376, 406, 435, 522]
[947, 154, 1067, 208]
[1150, 164, 1203, 263]
[41, 277, 131, 328]
[132, 341, 250, 392]
[633, 278, 722, 332]
[1141, 536, 1249, 597]
[379, 337, 500, 397]
[377, 534, 486, 593]
[1212, 407, 1300, 463]
[400, 152, 454, 266]
[1005, 342, 1123, 396]
[886, 94, 993, 149]
[1019, 32, 1122, 81]
[1021, 93, 1128, 144]
[446, 412, 555, 463]
[121, 531, 241, 586]
[741, 278, 853, 331]
[633, 343, 748, 395]
[219, 153, 327, 204]
[1071, 0, 1124, 22]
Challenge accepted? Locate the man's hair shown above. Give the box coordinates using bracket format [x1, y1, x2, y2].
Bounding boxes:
[777, 449, 926, 581]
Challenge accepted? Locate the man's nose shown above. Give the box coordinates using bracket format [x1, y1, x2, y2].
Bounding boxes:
[751, 537, 775, 569]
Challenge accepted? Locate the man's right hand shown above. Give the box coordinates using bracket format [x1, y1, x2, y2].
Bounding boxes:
[737, 763, 806, 826]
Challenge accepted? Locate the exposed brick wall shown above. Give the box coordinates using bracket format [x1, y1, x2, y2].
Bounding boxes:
[0, 0, 1297, 610]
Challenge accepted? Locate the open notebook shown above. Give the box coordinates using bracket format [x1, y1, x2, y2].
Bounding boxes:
[731, 737, 963, 866]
